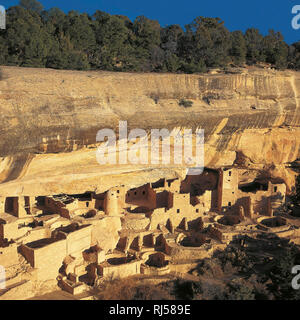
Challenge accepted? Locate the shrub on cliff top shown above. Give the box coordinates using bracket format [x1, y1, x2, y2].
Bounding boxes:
[179, 99, 193, 108]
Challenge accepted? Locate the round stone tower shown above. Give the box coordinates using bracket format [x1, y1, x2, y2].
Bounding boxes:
[104, 190, 119, 216]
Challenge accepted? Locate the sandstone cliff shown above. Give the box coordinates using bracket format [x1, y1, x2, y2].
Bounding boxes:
[0, 66, 299, 196]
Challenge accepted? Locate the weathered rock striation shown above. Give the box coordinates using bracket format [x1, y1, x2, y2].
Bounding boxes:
[0, 66, 299, 196]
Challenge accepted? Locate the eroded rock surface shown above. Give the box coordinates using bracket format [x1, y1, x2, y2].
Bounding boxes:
[0, 66, 299, 195]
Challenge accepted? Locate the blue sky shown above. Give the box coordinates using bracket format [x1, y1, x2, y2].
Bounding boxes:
[1, 0, 300, 44]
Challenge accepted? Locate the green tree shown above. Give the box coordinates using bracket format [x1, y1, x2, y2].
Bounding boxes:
[5, 6, 52, 67]
[180, 17, 231, 71]
[19, 0, 43, 13]
[132, 16, 162, 71]
[287, 42, 300, 70]
[290, 175, 300, 205]
[0, 34, 8, 64]
[64, 12, 96, 67]
[266, 246, 300, 300]
[0, 2, 296, 73]
[245, 28, 265, 64]
[133, 15, 161, 50]
[226, 279, 255, 300]
[263, 30, 288, 69]
[161, 25, 184, 72]
[94, 11, 135, 70]
[230, 31, 247, 66]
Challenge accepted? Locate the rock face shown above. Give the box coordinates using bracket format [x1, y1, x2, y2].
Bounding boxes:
[0, 66, 299, 196]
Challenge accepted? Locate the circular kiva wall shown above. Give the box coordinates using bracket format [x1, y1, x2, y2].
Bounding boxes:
[98, 252, 142, 279]
[140, 251, 170, 276]
[257, 216, 289, 232]
[141, 251, 168, 267]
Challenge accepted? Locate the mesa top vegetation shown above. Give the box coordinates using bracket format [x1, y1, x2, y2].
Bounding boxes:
[0, 0, 300, 72]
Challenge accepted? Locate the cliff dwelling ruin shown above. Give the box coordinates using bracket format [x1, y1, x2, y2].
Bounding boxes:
[0, 65, 299, 300]
[1, 165, 298, 298]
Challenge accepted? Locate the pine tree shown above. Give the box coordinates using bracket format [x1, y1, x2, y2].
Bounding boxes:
[230, 31, 246, 66]
[245, 28, 265, 64]
[19, 0, 43, 13]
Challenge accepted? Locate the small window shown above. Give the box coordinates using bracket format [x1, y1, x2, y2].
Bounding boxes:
[228, 202, 232, 207]
[177, 209, 180, 213]
[196, 209, 199, 213]
[229, 171, 232, 177]
[117, 190, 120, 194]
[142, 191, 146, 195]
[274, 187, 278, 193]
[134, 191, 137, 195]
[86, 202, 89, 207]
